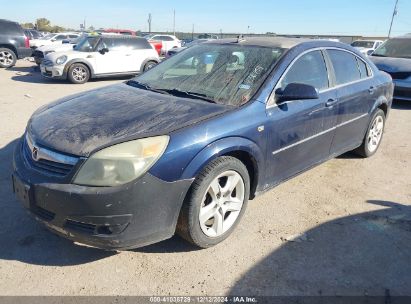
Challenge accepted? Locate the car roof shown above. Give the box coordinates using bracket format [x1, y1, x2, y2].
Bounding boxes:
[87, 34, 145, 40]
[205, 37, 312, 49]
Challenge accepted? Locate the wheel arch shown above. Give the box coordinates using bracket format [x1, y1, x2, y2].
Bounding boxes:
[181, 137, 264, 199]
[64, 59, 95, 78]
[140, 57, 160, 72]
[0, 44, 17, 56]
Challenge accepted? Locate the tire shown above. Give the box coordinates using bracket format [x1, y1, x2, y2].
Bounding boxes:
[354, 109, 386, 158]
[67, 63, 90, 84]
[0, 48, 17, 68]
[143, 61, 157, 72]
[177, 156, 250, 248]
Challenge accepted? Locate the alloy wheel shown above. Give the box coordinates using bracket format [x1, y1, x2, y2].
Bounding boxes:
[72, 66, 87, 82]
[0, 51, 14, 67]
[367, 115, 384, 153]
[199, 170, 245, 237]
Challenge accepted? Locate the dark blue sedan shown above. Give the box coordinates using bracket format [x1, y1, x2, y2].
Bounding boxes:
[12, 37, 393, 249]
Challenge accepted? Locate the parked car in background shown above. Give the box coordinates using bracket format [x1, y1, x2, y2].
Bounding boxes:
[24, 29, 42, 40]
[30, 32, 81, 49]
[145, 34, 181, 53]
[370, 35, 411, 101]
[40, 35, 160, 84]
[33, 35, 86, 65]
[0, 19, 32, 68]
[351, 40, 384, 56]
[166, 38, 214, 58]
[103, 29, 136, 36]
[14, 38, 393, 250]
[198, 33, 219, 39]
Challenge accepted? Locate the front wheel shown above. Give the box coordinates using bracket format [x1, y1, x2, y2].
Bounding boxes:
[67, 63, 90, 84]
[177, 156, 250, 248]
[354, 109, 386, 157]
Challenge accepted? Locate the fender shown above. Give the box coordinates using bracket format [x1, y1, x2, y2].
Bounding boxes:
[370, 94, 389, 116]
[140, 57, 160, 72]
[181, 136, 265, 193]
[63, 59, 96, 78]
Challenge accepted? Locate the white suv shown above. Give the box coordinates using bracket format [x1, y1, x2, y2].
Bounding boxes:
[40, 35, 160, 84]
[146, 34, 181, 53]
[30, 32, 80, 49]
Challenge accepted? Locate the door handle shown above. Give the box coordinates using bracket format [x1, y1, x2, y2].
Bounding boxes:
[125, 54, 132, 56]
[325, 98, 338, 107]
[368, 86, 376, 94]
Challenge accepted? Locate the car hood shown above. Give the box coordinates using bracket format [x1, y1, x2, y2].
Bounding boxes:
[28, 83, 231, 157]
[38, 43, 74, 53]
[45, 49, 85, 61]
[370, 56, 411, 73]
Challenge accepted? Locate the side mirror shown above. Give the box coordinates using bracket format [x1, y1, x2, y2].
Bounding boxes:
[72, 45, 76, 49]
[99, 48, 109, 55]
[276, 83, 319, 103]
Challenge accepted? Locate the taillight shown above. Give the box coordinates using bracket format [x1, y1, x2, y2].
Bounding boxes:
[24, 36, 30, 48]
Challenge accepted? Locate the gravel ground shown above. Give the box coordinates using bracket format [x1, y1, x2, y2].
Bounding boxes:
[0, 60, 410, 296]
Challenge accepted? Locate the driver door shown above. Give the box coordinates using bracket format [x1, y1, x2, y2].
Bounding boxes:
[94, 38, 129, 75]
[265, 50, 338, 185]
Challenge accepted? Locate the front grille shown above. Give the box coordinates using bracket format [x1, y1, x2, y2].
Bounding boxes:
[32, 206, 55, 221]
[42, 59, 53, 67]
[33, 50, 44, 58]
[22, 136, 78, 177]
[65, 219, 97, 234]
[387, 72, 411, 80]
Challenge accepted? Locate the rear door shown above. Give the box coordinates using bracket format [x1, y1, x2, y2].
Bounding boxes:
[265, 50, 338, 185]
[126, 38, 155, 73]
[326, 49, 373, 155]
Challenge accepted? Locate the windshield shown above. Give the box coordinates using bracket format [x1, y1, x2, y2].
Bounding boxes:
[74, 37, 100, 52]
[372, 38, 411, 58]
[43, 33, 55, 40]
[351, 41, 374, 48]
[131, 44, 285, 106]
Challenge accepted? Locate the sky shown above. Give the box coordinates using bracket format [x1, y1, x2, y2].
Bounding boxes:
[2, 0, 410, 36]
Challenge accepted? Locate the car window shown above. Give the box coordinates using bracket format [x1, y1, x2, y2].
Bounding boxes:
[356, 57, 369, 79]
[158, 36, 173, 41]
[120, 32, 132, 35]
[279, 50, 329, 91]
[372, 38, 411, 59]
[327, 50, 361, 85]
[55, 35, 67, 40]
[68, 35, 78, 38]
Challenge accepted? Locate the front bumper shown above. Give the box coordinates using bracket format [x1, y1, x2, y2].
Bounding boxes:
[12, 139, 193, 250]
[393, 79, 411, 101]
[39, 63, 66, 80]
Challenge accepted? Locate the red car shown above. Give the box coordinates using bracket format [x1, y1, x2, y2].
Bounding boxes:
[149, 40, 162, 56]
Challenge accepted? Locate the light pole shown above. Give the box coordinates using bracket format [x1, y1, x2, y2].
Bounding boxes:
[388, 0, 399, 38]
[173, 9, 176, 36]
[148, 13, 152, 34]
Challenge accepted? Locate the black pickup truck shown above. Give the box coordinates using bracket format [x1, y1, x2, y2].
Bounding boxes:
[0, 19, 32, 68]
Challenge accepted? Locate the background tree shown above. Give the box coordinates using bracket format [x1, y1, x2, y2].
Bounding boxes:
[21, 22, 34, 29]
[35, 18, 52, 31]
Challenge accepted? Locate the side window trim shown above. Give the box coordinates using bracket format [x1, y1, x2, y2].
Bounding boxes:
[321, 48, 374, 93]
[267, 47, 329, 107]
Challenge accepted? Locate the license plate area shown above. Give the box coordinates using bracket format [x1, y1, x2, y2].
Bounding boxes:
[12, 175, 31, 209]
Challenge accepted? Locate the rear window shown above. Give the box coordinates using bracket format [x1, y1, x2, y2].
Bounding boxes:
[327, 50, 361, 85]
[356, 57, 370, 79]
[0, 20, 23, 35]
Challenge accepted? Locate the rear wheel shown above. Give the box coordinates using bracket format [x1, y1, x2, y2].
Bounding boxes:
[143, 61, 157, 72]
[68, 63, 90, 84]
[354, 109, 385, 157]
[177, 156, 250, 248]
[0, 48, 17, 68]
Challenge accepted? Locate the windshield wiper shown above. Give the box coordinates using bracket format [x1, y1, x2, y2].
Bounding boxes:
[371, 54, 387, 57]
[126, 80, 172, 95]
[160, 88, 216, 103]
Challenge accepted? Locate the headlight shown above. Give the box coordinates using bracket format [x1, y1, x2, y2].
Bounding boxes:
[73, 136, 169, 187]
[55, 55, 67, 65]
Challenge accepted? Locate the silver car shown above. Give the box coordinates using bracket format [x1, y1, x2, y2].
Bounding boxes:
[370, 35, 411, 101]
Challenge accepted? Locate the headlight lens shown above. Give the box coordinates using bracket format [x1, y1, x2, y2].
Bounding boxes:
[55, 55, 67, 65]
[73, 136, 169, 187]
